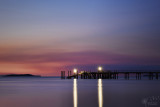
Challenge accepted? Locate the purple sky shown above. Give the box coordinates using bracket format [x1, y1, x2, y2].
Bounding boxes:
[0, 0, 160, 76]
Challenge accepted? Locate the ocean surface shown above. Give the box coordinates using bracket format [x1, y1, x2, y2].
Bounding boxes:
[0, 77, 160, 107]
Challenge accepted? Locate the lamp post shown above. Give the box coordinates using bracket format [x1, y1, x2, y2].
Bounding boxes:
[73, 68, 77, 74]
[98, 66, 103, 79]
[98, 66, 103, 72]
[73, 68, 78, 79]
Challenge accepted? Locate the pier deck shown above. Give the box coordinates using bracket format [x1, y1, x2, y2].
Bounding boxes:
[61, 70, 160, 80]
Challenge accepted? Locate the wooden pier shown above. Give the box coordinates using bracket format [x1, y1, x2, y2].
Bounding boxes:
[61, 70, 160, 80]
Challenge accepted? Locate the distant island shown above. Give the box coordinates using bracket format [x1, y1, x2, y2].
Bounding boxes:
[2, 74, 41, 77]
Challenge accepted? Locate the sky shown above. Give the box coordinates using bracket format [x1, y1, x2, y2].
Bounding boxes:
[0, 0, 160, 76]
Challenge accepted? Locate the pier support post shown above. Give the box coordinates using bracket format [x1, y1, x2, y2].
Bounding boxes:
[70, 71, 71, 77]
[156, 73, 159, 80]
[152, 73, 153, 80]
[89, 72, 91, 79]
[63, 71, 65, 79]
[149, 72, 153, 80]
[124, 73, 129, 80]
[61, 71, 65, 79]
[61, 71, 62, 79]
[97, 73, 99, 79]
[76, 71, 78, 79]
[124, 73, 127, 80]
[68, 71, 69, 77]
[136, 73, 137, 80]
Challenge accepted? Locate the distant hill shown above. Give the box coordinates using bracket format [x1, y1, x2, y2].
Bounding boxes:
[2, 74, 41, 77]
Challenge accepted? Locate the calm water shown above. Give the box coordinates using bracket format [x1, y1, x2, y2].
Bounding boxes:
[0, 77, 160, 107]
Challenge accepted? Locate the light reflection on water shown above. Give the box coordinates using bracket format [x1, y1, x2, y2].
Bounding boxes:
[73, 79, 78, 107]
[98, 79, 103, 107]
[0, 78, 160, 107]
[73, 78, 103, 107]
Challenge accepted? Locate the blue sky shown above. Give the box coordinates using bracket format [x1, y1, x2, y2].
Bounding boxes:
[0, 0, 160, 75]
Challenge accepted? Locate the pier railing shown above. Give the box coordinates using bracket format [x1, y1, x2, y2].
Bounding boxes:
[61, 70, 160, 80]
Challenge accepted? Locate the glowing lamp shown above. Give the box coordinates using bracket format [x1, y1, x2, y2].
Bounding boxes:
[98, 66, 103, 71]
[73, 69, 77, 74]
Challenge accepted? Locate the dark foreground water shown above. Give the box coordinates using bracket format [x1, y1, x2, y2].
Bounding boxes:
[0, 77, 160, 107]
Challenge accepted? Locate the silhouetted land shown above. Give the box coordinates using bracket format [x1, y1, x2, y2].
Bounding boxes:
[2, 74, 41, 77]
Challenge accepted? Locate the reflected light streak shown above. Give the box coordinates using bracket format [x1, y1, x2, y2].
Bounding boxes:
[73, 79, 78, 107]
[98, 79, 103, 107]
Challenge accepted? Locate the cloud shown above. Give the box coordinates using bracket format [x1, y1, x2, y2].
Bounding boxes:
[0, 50, 160, 65]
[0, 49, 160, 76]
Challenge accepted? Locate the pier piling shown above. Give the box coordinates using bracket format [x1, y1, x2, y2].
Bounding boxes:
[61, 71, 65, 79]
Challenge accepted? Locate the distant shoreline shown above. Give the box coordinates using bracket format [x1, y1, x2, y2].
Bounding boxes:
[1, 74, 41, 78]
[0, 74, 62, 78]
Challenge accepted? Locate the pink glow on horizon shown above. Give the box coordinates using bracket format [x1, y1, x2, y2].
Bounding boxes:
[0, 48, 160, 76]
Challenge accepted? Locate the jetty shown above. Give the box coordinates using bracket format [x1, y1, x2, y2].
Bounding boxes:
[61, 70, 160, 80]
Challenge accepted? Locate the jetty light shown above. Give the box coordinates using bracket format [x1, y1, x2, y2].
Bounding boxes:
[73, 68, 77, 74]
[98, 66, 103, 71]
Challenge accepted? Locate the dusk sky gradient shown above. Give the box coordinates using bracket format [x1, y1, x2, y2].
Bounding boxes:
[0, 0, 160, 76]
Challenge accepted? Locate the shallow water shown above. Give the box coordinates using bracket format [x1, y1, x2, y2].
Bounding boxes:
[0, 77, 160, 107]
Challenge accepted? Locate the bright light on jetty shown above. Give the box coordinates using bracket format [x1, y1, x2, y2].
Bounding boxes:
[98, 66, 102, 71]
[73, 69, 77, 74]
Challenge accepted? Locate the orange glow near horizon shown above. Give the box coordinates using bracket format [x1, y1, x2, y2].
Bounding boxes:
[0, 48, 160, 76]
